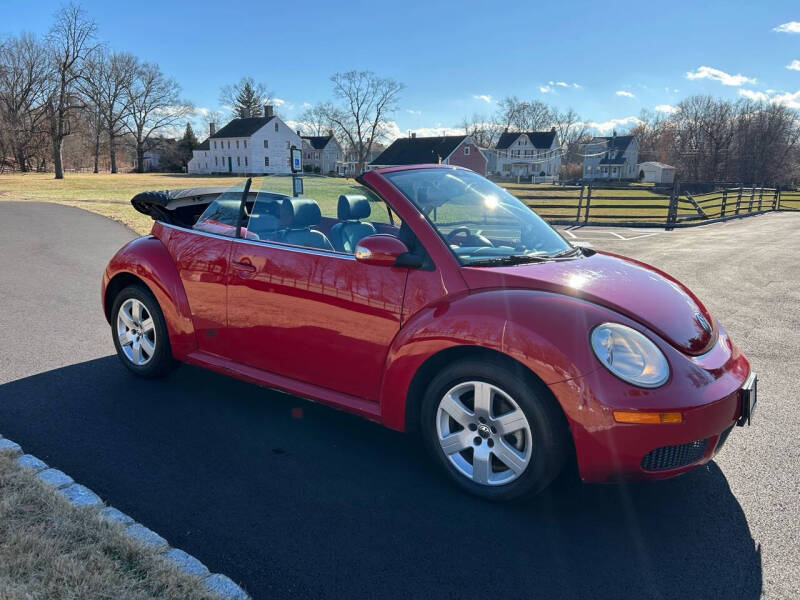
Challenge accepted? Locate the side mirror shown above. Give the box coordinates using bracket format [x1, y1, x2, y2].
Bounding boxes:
[354, 234, 411, 267]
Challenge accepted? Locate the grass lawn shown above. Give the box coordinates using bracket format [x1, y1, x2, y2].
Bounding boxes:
[0, 451, 224, 600]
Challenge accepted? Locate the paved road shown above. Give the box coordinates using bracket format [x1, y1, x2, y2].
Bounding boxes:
[1, 202, 797, 599]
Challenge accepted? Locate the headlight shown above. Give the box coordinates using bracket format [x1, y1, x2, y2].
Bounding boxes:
[590, 323, 669, 388]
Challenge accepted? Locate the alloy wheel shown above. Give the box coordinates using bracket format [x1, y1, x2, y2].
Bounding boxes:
[436, 381, 533, 486]
[116, 298, 157, 366]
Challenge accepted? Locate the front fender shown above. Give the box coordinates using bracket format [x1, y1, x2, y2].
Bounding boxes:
[378, 289, 613, 430]
[103, 235, 196, 358]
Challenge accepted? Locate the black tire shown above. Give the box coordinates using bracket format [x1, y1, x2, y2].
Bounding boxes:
[110, 285, 177, 378]
[421, 358, 570, 502]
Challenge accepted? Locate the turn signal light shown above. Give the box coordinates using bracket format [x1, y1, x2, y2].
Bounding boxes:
[613, 411, 683, 424]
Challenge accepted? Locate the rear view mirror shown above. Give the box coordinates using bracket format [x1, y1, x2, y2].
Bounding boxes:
[354, 234, 411, 267]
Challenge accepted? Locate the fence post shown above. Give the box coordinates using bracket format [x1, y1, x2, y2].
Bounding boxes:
[720, 189, 728, 218]
[748, 186, 755, 213]
[583, 182, 592, 224]
[775, 185, 780, 211]
[576, 183, 585, 223]
[666, 179, 679, 230]
[757, 186, 764, 212]
[735, 186, 743, 214]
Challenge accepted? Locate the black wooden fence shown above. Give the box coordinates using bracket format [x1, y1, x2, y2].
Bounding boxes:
[506, 181, 800, 229]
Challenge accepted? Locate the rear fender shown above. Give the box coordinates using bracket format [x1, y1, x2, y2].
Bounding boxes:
[102, 235, 196, 358]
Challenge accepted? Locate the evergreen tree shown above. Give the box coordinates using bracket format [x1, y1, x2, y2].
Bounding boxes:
[234, 81, 261, 118]
[219, 77, 271, 119]
[177, 122, 198, 168]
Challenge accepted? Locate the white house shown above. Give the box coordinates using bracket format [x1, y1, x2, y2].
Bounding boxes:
[492, 129, 561, 181]
[301, 133, 343, 174]
[582, 134, 639, 181]
[188, 105, 301, 175]
[637, 161, 676, 184]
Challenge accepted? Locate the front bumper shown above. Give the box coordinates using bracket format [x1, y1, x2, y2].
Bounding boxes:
[548, 326, 750, 483]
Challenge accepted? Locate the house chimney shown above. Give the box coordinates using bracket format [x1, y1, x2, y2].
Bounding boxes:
[411, 132, 416, 138]
[328, 129, 334, 137]
[550, 126, 556, 133]
[264, 105, 273, 118]
[296, 130, 301, 136]
[209, 122, 216, 135]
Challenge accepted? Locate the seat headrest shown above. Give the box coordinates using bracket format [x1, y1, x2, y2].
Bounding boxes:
[337, 194, 371, 221]
[280, 197, 322, 229]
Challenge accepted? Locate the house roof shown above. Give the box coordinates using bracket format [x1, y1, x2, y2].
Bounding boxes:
[589, 135, 635, 152]
[638, 161, 675, 169]
[210, 116, 275, 139]
[196, 138, 210, 151]
[302, 135, 333, 150]
[370, 135, 467, 165]
[495, 130, 557, 150]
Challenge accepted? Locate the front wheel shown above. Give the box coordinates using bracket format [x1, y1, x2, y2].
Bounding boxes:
[111, 285, 176, 378]
[421, 359, 569, 502]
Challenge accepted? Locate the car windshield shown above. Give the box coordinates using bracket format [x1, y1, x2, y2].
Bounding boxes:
[383, 168, 571, 265]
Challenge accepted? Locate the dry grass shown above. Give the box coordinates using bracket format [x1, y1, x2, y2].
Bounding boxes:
[0, 451, 224, 600]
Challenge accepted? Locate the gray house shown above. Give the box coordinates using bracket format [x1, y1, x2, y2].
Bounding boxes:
[582, 134, 639, 181]
[301, 133, 342, 175]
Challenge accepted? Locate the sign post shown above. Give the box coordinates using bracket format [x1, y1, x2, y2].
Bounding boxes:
[291, 146, 303, 197]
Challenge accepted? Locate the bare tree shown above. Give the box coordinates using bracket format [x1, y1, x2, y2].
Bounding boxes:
[552, 107, 589, 168]
[459, 113, 502, 148]
[299, 102, 335, 136]
[43, 2, 98, 179]
[124, 61, 192, 172]
[321, 70, 403, 175]
[219, 77, 271, 119]
[496, 96, 554, 132]
[0, 34, 49, 172]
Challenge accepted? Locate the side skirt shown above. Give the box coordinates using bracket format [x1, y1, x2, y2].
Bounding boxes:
[184, 351, 383, 423]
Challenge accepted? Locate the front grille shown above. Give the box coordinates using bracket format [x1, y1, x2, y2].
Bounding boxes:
[641, 439, 709, 471]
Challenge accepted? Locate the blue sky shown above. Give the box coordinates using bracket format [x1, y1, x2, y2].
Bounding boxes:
[3, 0, 799, 137]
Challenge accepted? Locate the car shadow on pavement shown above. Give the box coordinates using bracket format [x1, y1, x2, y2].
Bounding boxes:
[0, 356, 762, 600]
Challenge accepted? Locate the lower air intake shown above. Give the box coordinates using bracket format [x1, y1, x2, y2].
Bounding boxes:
[641, 439, 709, 471]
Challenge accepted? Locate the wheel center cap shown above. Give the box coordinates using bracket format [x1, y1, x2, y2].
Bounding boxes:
[477, 424, 491, 439]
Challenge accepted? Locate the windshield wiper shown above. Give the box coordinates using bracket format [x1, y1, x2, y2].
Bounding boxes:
[550, 246, 582, 259]
[466, 254, 551, 267]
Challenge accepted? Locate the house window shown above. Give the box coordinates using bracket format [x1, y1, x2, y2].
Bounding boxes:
[245, 156, 248, 166]
[263, 140, 268, 148]
[236, 140, 239, 149]
[244, 140, 247, 149]
[285, 141, 290, 150]
[264, 156, 269, 166]
[464, 146, 471, 155]
[213, 141, 217, 149]
[274, 122, 279, 132]
[237, 156, 240, 166]
[227, 141, 230, 149]
[215, 156, 218, 165]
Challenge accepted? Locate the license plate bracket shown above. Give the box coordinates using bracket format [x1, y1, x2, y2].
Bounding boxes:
[737, 372, 757, 427]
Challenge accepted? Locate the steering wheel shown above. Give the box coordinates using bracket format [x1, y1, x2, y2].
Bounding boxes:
[446, 226, 494, 248]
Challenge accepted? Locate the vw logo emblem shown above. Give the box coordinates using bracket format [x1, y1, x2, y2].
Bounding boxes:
[695, 312, 712, 335]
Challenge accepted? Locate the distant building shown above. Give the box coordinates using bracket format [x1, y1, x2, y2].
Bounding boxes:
[582, 134, 639, 181]
[301, 133, 342, 175]
[492, 129, 561, 180]
[187, 105, 301, 174]
[369, 134, 487, 175]
[637, 161, 676, 184]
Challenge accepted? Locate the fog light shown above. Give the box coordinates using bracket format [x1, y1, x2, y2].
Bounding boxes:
[613, 411, 682, 424]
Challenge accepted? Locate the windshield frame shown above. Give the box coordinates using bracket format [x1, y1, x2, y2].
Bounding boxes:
[380, 166, 572, 267]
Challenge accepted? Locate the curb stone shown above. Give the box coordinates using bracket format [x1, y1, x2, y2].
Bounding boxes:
[0, 435, 250, 599]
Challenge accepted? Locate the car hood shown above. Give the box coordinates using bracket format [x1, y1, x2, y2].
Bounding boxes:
[461, 251, 717, 355]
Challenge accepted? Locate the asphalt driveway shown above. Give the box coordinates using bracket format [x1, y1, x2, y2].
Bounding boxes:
[1, 202, 797, 599]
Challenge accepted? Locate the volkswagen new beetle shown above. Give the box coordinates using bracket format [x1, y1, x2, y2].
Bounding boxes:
[102, 165, 756, 501]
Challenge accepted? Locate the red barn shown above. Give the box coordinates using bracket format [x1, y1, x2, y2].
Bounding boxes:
[369, 134, 487, 175]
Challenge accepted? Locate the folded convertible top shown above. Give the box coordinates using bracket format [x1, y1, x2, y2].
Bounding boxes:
[130, 187, 236, 217]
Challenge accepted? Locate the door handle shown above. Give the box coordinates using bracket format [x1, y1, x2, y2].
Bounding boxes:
[232, 259, 256, 273]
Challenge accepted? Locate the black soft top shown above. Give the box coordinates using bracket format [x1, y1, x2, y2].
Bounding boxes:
[130, 187, 237, 217]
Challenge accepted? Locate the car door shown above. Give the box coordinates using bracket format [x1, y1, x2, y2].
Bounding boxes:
[225, 182, 408, 402]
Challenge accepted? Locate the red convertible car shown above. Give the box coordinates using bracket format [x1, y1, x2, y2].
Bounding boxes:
[102, 165, 756, 501]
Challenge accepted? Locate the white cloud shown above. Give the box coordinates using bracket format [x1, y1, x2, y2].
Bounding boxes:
[616, 90, 635, 98]
[382, 121, 464, 142]
[573, 83, 581, 89]
[787, 60, 800, 71]
[685, 66, 755, 86]
[406, 109, 422, 115]
[539, 85, 554, 93]
[582, 116, 641, 134]
[301, 102, 312, 109]
[773, 21, 800, 33]
[555, 81, 569, 87]
[272, 97, 287, 107]
[473, 94, 493, 103]
[770, 90, 800, 109]
[738, 89, 770, 102]
[655, 104, 677, 114]
[194, 107, 210, 117]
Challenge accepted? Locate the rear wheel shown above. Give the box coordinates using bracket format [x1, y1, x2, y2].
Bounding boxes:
[421, 359, 569, 502]
[111, 285, 176, 378]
